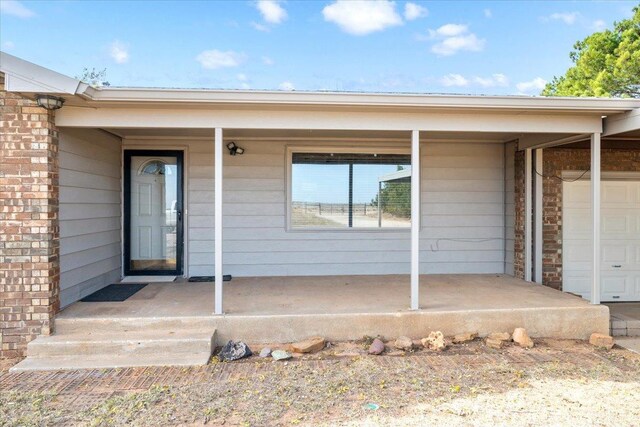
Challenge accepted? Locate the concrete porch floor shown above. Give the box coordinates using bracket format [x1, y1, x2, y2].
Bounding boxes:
[56, 274, 609, 342]
[60, 274, 593, 317]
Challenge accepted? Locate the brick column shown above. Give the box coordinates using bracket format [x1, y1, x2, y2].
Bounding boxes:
[0, 72, 60, 359]
[513, 150, 525, 280]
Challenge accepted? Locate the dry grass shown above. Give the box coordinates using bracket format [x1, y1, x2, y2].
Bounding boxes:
[1, 339, 639, 426]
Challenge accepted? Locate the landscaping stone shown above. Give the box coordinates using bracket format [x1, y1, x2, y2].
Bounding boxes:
[485, 337, 504, 349]
[488, 332, 511, 342]
[271, 350, 292, 361]
[289, 336, 326, 353]
[453, 332, 478, 344]
[259, 347, 272, 358]
[394, 336, 414, 351]
[421, 331, 447, 351]
[218, 341, 252, 361]
[589, 333, 614, 350]
[368, 338, 385, 355]
[513, 328, 534, 348]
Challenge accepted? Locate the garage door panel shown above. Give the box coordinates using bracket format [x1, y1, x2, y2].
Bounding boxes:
[602, 214, 629, 233]
[564, 241, 591, 263]
[563, 179, 640, 302]
[602, 182, 631, 204]
[602, 245, 627, 264]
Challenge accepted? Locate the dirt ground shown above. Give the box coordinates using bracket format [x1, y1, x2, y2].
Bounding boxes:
[1, 338, 639, 426]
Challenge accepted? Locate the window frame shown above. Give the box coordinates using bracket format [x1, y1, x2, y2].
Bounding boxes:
[285, 145, 413, 232]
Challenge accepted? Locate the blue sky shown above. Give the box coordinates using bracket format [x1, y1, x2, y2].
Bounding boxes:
[0, 0, 637, 95]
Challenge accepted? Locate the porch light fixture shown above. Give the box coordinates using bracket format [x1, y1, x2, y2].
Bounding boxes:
[226, 141, 245, 156]
[35, 94, 65, 111]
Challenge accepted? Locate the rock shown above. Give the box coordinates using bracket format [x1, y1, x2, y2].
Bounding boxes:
[218, 340, 252, 361]
[271, 349, 292, 361]
[368, 338, 385, 355]
[488, 332, 511, 342]
[394, 336, 414, 351]
[421, 331, 447, 351]
[485, 337, 504, 349]
[589, 333, 614, 350]
[289, 337, 326, 353]
[259, 347, 272, 358]
[512, 328, 534, 348]
[452, 332, 478, 344]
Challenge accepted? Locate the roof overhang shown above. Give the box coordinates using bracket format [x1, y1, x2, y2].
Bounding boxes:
[0, 52, 87, 95]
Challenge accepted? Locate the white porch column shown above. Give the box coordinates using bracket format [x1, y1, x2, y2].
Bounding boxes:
[524, 149, 532, 282]
[411, 130, 420, 310]
[591, 133, 601, 304]
[534, 149, 543, 283]
[214, 127, 224, 314]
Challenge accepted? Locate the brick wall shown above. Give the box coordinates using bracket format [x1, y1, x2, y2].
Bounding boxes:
[514, 147, 640, 290]
[0, 72, 60, 359]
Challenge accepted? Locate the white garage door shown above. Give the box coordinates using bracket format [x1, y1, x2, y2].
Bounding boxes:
[563, 180, 640, 302]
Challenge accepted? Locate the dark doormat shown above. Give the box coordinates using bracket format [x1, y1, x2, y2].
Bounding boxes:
[188, 275, 232, 282]
[81, 284, 148, 302]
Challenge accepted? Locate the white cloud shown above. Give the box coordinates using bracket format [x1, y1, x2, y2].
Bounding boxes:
[251, 21, 270, 32]
[431, 31, 485, 56]
[592, 19, 607, 31]
[545, 12, 580, 25]
[431, 23, 468, 37]
[484, 8, 492, 18]
[440, 74, 469, 87]
[256, 0, 287, 24]
[474, 73, 509, 87]
[279, 81, 295, 91]
[516, 77, 547, 94]
[322, 0, 403, 36]
[2, 41, 15, 50]
[262, 56, 275, 65]
[196, 50, 246, 69]
[237, 73, 248, 82]
[109, 41, 129, 64]
[404, 2, 428, 21]
[0, 0, 34, 18]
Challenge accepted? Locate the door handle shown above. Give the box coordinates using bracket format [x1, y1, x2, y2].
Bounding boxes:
[612, 265, 622, 268]
[177, 211, 182, 222]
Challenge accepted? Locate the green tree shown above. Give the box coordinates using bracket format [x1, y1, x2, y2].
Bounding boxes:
[542, 6, 640, 98]
[371, 166, 411, 218]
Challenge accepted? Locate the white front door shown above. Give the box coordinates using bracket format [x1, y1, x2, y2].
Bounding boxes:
[563, 180, 640, 302]
[125, 151, 183, 275]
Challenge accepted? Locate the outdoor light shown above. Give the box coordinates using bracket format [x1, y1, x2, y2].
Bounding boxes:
[226, 141, 245, 156]
[35, 94, 65, 111]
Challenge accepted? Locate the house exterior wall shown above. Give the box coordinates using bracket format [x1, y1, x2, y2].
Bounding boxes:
[514, 147, 640, 290]
[0, 73, 60, 359]
[59, 128, 122, 307]
[124, 138, 507, 277]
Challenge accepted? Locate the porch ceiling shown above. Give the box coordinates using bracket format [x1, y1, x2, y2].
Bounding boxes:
[102, 127, 525, 144]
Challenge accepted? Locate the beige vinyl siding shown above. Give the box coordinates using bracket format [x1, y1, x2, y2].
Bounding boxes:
[59, 129, 122, 307]
[125, 138, 506, 277]
[421, 142, 506, 274]
[504, 142, 516, 275]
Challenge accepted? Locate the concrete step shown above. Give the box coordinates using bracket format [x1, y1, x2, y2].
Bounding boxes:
[55, 316, 217, 334]
[11, 318, 217, 372]
[26, 329, 215, 357]
[10, 351, 213, 372]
